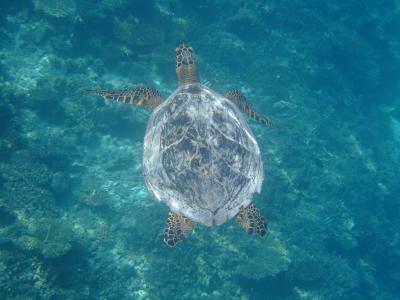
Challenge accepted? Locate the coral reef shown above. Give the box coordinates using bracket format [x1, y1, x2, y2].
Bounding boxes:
[115, 18, 166, 47]
[34, 0, 78, 19]
[0, 0, 399, 299]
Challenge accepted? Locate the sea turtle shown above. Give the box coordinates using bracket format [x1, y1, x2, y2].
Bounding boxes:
[85, 44, 276, 247]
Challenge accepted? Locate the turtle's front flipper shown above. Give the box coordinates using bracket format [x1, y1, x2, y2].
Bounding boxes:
[225, 89, 277, 128]
[84, 87, 163, 110]
[236, 203, 268, 236]
[164, 211, 193, 247]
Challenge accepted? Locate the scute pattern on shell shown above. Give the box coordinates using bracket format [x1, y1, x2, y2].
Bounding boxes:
[143, 84, 263, 226]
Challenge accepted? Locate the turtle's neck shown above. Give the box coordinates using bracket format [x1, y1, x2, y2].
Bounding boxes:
[177, 65, 199, 86]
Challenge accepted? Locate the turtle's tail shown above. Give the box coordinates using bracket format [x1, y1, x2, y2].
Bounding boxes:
[176, 44, 199, 86]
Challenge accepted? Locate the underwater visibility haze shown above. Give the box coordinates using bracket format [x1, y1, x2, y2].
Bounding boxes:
[0, 0, 400, 299]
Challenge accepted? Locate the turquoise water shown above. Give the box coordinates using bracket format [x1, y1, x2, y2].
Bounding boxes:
[1, 1, 400, 299]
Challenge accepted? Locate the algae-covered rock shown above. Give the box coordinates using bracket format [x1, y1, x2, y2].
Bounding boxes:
[18, 235, 40, 251]
[226, 8, 264, 41]
[116, 19, 166, 47]
[17, 218, 74, 258]
[100, 0, 129, 12]
[34, 0, 78, 19]
[233, 233, 290, 279]
[74, 175, 112, 207]
[0, 262, 6, 273]
[3, 181, 56, 214]
[1, 159, 52, 188]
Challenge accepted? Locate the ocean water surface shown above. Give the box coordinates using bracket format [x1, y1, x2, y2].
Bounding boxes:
[0, 0, 399, 299]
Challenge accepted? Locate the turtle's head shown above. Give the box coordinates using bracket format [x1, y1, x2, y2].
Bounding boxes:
[176, 44, 199, 86]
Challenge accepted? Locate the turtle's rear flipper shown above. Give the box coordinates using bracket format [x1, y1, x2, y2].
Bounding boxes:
[236, 203, 268, 236]
[225, 89, 277, 128]
[84, 87, 163, 110]
[164, 211, 193, 247]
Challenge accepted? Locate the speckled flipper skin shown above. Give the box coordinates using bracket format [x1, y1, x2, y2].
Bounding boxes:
[84, 87, 163, 110]
[236, 203, 267, 236]
[164, 211, 193, 247]
[225, 89, 276, 127]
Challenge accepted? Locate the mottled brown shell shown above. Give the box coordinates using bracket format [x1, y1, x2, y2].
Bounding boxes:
[143, 84, 263, 226]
